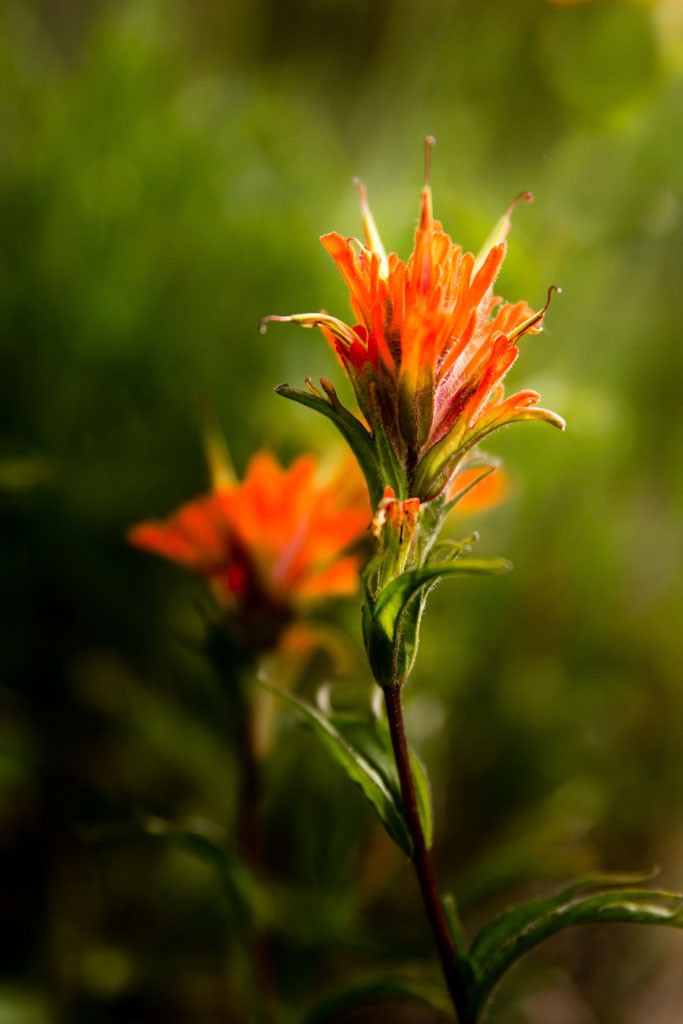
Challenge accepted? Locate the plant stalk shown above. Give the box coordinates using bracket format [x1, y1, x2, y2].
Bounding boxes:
[234, 677, 280, 1024]
[383, 684, 471, 1023]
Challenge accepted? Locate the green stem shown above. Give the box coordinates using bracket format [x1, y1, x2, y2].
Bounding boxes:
[232, 676, 279, 1024]
[234, 677, 261, 864]
[383, 685, 472, 1023]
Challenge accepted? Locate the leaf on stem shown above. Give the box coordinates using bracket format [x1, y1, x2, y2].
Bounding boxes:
[81, 813, 258, 918]
[365, 558, 511, 689]
[441, 893, 475, 989]
[336, 715, 434, 850]
[302, 970, 454, 1022]
[467, 872, 683, 1018]
[258, 674, 433, 854]
[276, 381, 385, 508]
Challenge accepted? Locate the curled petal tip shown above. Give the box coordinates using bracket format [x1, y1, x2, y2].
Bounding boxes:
[423, 135, 436, 187]
[260, 315, 286, 334]
[543, 284, 562, 312]
[261, 314, 308, 334]
[506, 283, 560, 343]
[473, 189, 532, 274]
[304, 377, 323, 398]
[507, 190, 534, 219]
[537, 408, 567, 431]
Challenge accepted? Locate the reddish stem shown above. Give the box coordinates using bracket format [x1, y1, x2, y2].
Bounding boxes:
[383, 685, 471, 1023]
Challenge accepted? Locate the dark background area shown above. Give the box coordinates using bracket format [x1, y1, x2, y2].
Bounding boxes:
[2, 0, 683, 1020]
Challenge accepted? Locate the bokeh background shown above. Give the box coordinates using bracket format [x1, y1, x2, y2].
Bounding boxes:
[3, 0, 683, 1020]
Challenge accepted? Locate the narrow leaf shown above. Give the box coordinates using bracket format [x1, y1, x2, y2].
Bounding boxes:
[409, 742, 434, 850]
[141, 815, 258, 911]
[303, 972, 453, 1023]
[470, 871, 656, 968]
[258, 676, 412, 854]
[373, 560, 511, 640]
[334, 716, 433, 849]
[82, 814, 257, 916]
[469, 876, 683, 1018]
[362, 382, 409, 499]
[365, 559, 510, 688]
[276, 382, 384, 507]
[442, 893, 475, 987]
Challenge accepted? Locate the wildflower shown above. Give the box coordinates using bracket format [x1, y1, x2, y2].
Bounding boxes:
[262, 139, 564, 506]
[128, 451, 370, 654]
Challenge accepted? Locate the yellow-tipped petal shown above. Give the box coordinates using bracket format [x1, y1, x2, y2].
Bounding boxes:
[260, 312, 360, 351]
[201, 404, 236, 490]
[354, 178, 389, 277]
[473, 191, 533, 276]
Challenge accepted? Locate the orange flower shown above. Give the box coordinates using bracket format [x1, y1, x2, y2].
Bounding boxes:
[447, 464, 509, 514]
[263, 140, 564, 504]
[128, 452, 370, 653]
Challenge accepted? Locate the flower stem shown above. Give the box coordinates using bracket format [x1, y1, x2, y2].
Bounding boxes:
[234, 677, 261, 865]
[232, 675, 279, 1024]
[383, 685, 471, 1023]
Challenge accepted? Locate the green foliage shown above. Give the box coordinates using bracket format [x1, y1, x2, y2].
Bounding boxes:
[303, 972, 453, 1022]
[258, 676, 432, 855]
[466, 874, 683, 1019]
[87, 812, 259, 921]
[364, 556, 511, 689]
[275, 380, 387, 509]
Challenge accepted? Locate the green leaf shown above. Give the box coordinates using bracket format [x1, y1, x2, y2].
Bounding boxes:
[335, 715, 433, 850]
[364, 558, 511, 688]
[82, 814, 258, 918]
[303, 971, 454, 1023]
[258, 676, 412, 854]
[371, 406, 409, 500]
[276, 381, 385, 508]
[371, 576, 437, 690]
[141, 815, 257, 910]
[442, 893, 475, 985]
[468, 874, 683, 1018]
[373, 560, 512, 641]
[469, 870, 654, 967]
[407, 738, 433, 850]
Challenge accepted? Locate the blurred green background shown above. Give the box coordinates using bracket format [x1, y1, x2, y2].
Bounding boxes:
[2, 0, 683, 1020]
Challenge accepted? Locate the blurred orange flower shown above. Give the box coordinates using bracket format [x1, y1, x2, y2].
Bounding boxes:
[447, 464, 510, 513]
[264, 141, 564, 504]
[128, 452, 371, 652]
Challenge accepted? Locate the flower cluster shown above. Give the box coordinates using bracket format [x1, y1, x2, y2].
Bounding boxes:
[263, 140, 564, 505]
[129, 452, 370, 654]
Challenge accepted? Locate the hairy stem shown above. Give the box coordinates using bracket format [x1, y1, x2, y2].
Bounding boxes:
[383, 685, 471, 1023]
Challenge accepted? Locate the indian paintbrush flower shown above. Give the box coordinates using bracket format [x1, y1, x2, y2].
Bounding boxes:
[262, 139, 565, 509]
[128, 449, 371, 656]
